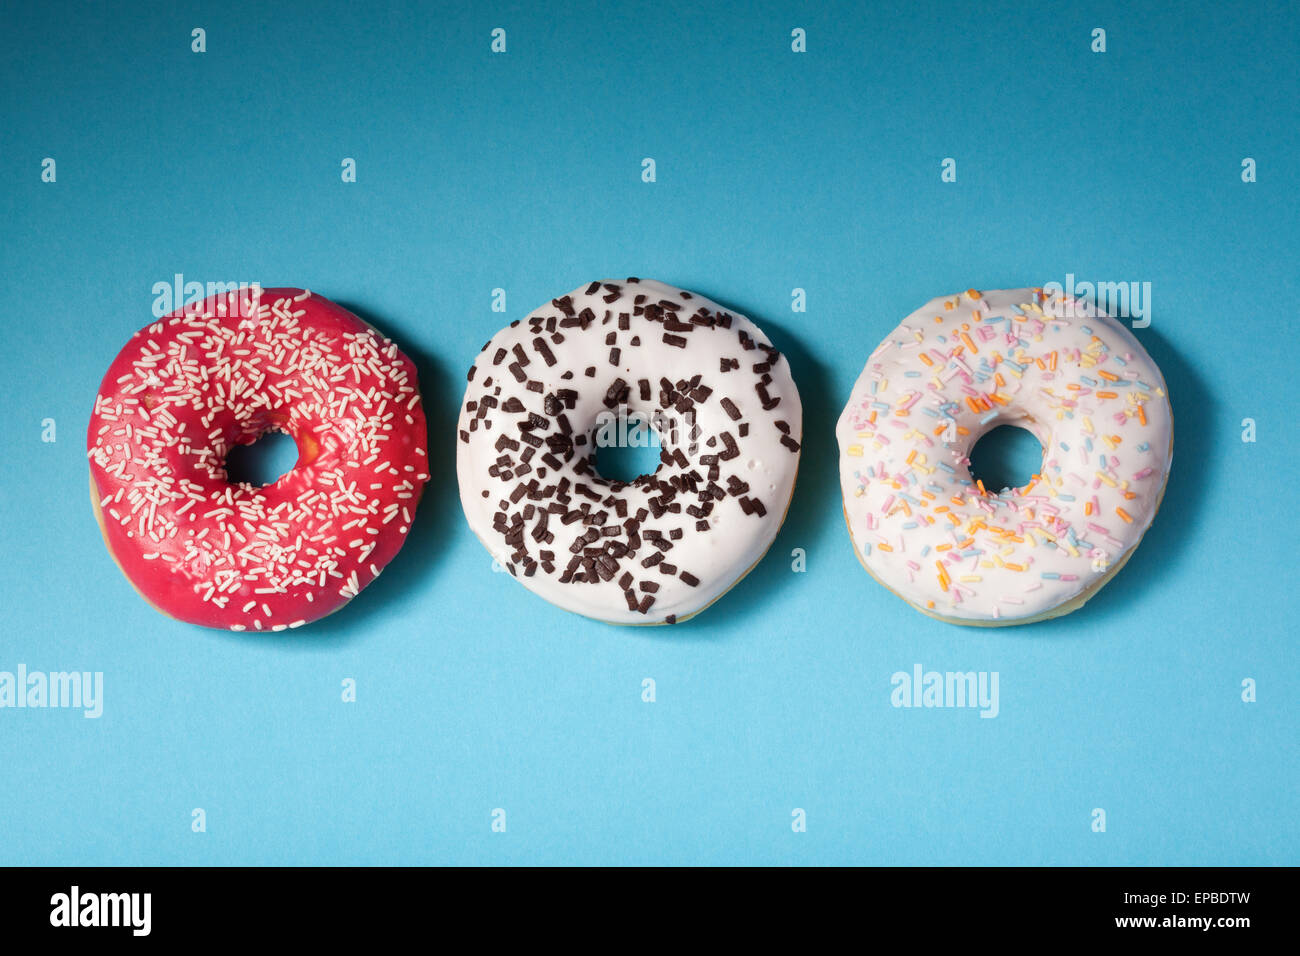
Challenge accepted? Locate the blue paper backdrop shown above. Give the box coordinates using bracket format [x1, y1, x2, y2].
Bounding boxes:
[1, 0, 1295, 865]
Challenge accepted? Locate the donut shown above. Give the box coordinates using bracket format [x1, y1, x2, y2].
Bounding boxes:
[87, 287, 429, 631]
[836, 287, 1173, 625]
[457, 278, 802, 624]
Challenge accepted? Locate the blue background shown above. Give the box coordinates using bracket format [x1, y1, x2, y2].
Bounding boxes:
[2, 0, 1296, 865]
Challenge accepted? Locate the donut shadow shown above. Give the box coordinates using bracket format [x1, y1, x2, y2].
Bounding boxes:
[620, 288, 840, 640]
[218, 297, 458, 650]
[992, 319, 1209, 640]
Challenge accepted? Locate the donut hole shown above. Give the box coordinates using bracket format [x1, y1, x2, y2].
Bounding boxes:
[967, 425, 1043, 494]
[225, 429, 300, 487]
[590, 409, 663, 484]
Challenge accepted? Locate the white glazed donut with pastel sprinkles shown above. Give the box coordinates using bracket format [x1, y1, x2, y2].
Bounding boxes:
[836, 287, 1173, 625]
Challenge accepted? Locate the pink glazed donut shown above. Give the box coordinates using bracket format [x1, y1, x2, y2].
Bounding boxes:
[87, 287, 429, 631]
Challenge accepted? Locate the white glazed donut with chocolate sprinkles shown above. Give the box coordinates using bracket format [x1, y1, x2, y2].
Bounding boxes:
[457, 278, 802, 624]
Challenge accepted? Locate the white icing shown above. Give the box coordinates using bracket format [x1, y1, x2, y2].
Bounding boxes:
[836, 288, 1173, 623]
[457, 279, 802, 624]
